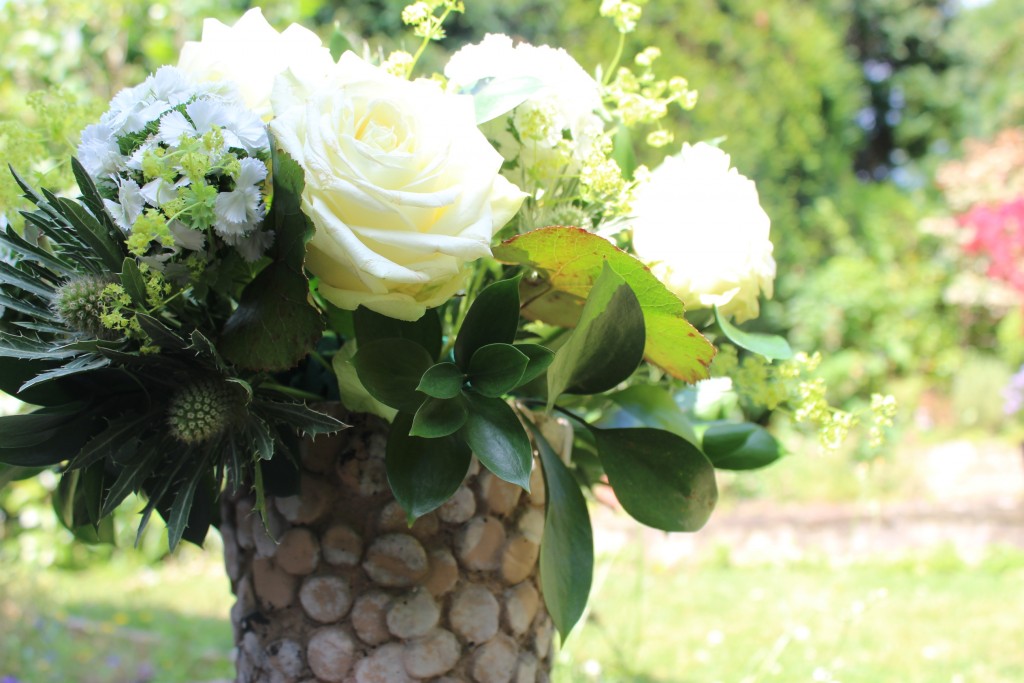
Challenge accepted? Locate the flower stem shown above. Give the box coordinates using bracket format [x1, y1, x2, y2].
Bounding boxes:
[603, 32, 627, 87]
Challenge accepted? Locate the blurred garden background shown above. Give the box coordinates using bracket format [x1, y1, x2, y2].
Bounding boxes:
[2, 0, 1024, 681]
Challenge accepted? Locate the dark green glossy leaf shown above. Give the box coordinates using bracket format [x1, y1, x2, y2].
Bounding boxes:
[528, 421, 593, 639]
[515, 343, 555, 387]
[459, 393, 531, 490]
[454, 276, 521, 368]
[119, 257, 148, 307]
[134, 313, 187, 350]
[0, 464, 43, 491]
[608, 385, 698, 444]
[354, 306, 442, 361]
[467, 343, 529, 398]
[219, 145, 323, 371]
[410, 396, 468, 438]
[417, 362, 465, 399]
[547, 263, 645, 405]
[218, 262, 324, 371]
[593, 427, 718, 532]
[0, 408, 98, 467]
[353, 338, 433, 413]
[0, 405, 86, 449]
[386, 412, 472, 523]
[714, 305, 793, 360]
[702, 422, 784, 470]
[56, 460, 107, 529]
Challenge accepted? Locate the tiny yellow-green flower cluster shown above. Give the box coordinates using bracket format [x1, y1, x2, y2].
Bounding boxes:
[868, 393, 897, 448]
[401, 0, 464, 41]
[141, 263, 173, 308]
[97, 282, 138, 336]
[127, 210, 174, 257]
[579, 140, 633, 215]
[603, 49, 699, 149]
[712, 347, 896, 451]
[382, 51, 416, 78]
[600, 0, 645, 33]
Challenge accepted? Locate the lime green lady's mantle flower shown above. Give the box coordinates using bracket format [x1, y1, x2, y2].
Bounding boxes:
[631, 142, 776, 322]
[270, 52, 526, 321]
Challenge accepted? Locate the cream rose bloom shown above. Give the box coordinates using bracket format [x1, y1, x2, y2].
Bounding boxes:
[177, 8, 334, 120]
[631, 142, 775, 322]
[444, 34, 604, 181]
[270, 52, 526, 321]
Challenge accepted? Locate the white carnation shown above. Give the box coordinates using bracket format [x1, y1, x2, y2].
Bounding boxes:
[631, 142, 776, 322]
[444, 34, 605, 179]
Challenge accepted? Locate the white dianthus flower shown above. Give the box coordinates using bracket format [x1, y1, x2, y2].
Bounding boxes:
[445, 34, 605, 181]
[102, 66, 195, 135]
[78, 123, 122, 179]
[214, 157, 268, 236]
[631, 142, 776, 322]
[221, 228, 274, 263]
[103, 177, 145, 232]
[77, 65, 274, 264]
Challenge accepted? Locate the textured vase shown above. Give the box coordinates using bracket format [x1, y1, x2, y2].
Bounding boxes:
[220, 409, 563, 683]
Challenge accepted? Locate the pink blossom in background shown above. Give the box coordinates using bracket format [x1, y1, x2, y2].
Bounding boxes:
[959, 197, 1024, 292]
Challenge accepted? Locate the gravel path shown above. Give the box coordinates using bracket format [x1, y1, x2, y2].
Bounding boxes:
[593, 438, 1024, 566]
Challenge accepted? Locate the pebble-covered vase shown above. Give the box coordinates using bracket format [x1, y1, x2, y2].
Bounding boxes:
[220, 409, 570, 683]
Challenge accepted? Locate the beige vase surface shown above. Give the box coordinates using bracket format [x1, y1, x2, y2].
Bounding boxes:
[220, 410, 561, 683]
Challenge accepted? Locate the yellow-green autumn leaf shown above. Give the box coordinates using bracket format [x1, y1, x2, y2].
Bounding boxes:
[493, 226, 715, 383]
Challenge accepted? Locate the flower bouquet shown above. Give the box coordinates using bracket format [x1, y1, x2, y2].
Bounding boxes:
[0, 2, 821, 680]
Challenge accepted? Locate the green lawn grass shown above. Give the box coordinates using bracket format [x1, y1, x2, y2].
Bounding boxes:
[3, 542, 1023, 683]
[556, 544, 1024, 683]
[0, 548, 234, 683]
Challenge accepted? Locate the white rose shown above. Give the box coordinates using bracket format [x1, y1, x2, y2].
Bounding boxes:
[444, 34, 605, 180]
[177, 8, 334, 120]
[270, 53, 527, 321]
[631, 142, 776, 322]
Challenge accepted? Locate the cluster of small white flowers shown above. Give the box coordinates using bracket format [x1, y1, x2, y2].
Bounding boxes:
[77, 66, 273, 266]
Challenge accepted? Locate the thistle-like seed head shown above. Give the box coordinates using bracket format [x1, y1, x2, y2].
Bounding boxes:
[167, 378, 241, 444]
[52, 275, 117, 339]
